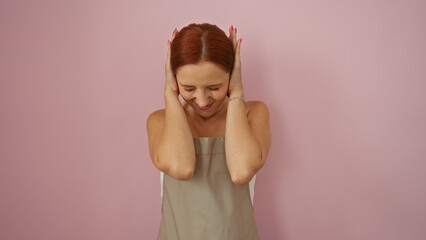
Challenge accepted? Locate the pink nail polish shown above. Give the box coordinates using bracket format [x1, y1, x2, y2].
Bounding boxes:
[235, 27, 237, 33]
[231, 25, 233, 30]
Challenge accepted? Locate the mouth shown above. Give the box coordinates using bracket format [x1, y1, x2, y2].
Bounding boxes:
[195, 103, 213, 111]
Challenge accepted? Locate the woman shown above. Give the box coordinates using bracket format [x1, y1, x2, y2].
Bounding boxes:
[146, 23, 271, 240]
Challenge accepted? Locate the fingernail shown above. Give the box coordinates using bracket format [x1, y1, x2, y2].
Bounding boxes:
[235, 27, 237, 33]
[231, 25, 233, 30]
[172, 28, 176, 36]
[240, 38, 242, 43]
[168, 40, 170, 45]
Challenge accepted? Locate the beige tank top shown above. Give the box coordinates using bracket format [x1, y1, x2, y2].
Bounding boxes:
[157, 136, 260, 239]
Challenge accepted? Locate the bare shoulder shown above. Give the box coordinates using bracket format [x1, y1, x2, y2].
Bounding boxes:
[246, 100, 269, 122]
[147, 109, 165, 121]
[146, 109, 165, 136]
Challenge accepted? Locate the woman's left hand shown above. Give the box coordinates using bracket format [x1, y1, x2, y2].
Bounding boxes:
[227, 25, 244, 98]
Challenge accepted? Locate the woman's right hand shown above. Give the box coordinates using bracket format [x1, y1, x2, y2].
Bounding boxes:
[164, 28, 179, 97]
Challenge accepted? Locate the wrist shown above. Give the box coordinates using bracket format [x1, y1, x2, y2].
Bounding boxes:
[229, 91, 244, 99]
[164, 89, 179, 101]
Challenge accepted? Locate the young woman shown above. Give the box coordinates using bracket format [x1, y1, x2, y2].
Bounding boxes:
[146, 23, 271, 240]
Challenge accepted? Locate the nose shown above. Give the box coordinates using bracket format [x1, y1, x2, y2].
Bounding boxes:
[195, 99, 210, 108]
[194, 91, 211, 107]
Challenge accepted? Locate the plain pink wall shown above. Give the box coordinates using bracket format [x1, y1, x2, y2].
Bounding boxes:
[1, 0, 425, 239]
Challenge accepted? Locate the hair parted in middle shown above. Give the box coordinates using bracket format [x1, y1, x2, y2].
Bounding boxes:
[170, 23, 235, 78]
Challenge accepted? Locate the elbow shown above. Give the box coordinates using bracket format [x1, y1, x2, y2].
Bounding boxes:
[230, 156, 264, 186]
[231, 177, 248, 186]
[231, 162, 265, 186]
[169, 162, 195, 181]
[231, 170, 254, 186]
[156, 152, 196, 181]
[174, 167, 195, 180]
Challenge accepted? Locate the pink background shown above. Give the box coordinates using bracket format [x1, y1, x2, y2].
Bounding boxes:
[1, 0, 426, 239]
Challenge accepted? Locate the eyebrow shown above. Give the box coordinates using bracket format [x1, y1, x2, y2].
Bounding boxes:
[181, 83, 223, 87]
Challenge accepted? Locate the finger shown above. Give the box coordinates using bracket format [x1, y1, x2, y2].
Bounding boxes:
[229, 25, 237, 51]
[166, 28, 178, 69]
[234, 37, 242, 67]
[234, 27, 237, 51]
[236, 38, 241, 56]
[171, 28, 177, 42]
[166, 38, 171, 69]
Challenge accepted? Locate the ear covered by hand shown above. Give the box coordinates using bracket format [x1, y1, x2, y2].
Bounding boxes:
[165, 28, 180, 97]
[165, 25, 243, 99]
[227, 25, 244, 98]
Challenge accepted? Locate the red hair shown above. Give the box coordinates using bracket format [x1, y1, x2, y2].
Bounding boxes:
[170, 23, 234, 77]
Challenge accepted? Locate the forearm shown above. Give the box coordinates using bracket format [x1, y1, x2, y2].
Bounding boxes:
[225, 92, 262, 185]
[158, 91, 196, 178]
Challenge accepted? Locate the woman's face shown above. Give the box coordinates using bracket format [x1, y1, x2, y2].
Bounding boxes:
[176, 61, 230, 116]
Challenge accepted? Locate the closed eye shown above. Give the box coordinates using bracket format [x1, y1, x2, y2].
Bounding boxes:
[184, 88, 219, 92]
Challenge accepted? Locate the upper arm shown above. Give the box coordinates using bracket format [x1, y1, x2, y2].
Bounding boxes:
[146, 109, 195, 180]
[146, 109, 165, 170]
[248, 101, 271, 171]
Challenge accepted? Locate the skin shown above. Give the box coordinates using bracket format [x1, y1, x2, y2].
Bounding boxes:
[176, 61, 231, 124]
[154, 25, 271, 184]
[172, 26, 245, 134]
